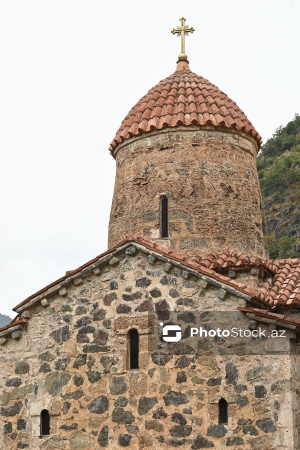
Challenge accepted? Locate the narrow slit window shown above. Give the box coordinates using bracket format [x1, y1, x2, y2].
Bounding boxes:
[40, 409, 50, 437]
[129, 329, 139, 369]
[161, 196, 168, 238]
[218, 398, 228, 424]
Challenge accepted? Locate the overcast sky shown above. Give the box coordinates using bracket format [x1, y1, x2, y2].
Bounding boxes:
[0, 0, 299, 318]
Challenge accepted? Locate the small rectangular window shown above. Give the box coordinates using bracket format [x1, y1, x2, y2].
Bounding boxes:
[129, 329, 139, 369]
[161, 196, 168, 238]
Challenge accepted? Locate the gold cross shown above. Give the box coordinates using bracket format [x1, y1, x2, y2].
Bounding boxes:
[171, 17, 195, 61]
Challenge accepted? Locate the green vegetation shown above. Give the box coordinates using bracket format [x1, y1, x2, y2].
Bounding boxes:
[257, 114, 300, 259]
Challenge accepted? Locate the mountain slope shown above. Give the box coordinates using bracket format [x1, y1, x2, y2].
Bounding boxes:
[257, 114, 300, 258]
[0, 313, 12, 328]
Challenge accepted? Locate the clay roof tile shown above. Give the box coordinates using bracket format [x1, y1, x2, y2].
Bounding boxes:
[110, 68, 262, 154]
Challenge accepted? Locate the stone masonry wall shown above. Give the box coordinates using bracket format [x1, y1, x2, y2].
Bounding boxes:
[108, 128, 268, 258]
[0, 247, 294, 449]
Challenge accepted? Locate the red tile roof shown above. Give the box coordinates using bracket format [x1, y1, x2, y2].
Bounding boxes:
[194, 248, 275, 273]
[109, 62, 262, 154]
[237, 306, 300, 327]
[194, 249, 300, 308]
[262, 260, 300, 307]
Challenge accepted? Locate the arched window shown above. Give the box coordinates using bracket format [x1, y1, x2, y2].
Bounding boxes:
[40, 409, 50, 437]
[128, 329, 139, 369]
[161, 196, 168, 238]
[218, 398, 228, 424]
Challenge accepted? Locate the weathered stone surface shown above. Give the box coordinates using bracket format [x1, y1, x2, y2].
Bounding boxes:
[171, 413, 187, 425]
[176, 372, 187, 383]
[151, 352, 173, 366]
[122, 292, 142, 301]
[271, 379, 289, 394]
[245, 366, 271, 381]
[238, 395, 249, 408]
[10, 384, 33, 400]
[256, 418, 277, 433]
[255, 385, 267, 398]
[86, 371, 101, 384]
[160, 276, 177, 286]
[87, 396, 109, 414]
[138, 397, 158, 415]
[60, 423, 78, 430]
[138, 431, 153, 447]
[135, 300, 153, 312]
[243, 425, 259, 436]
[1, 402, 22, 417]
[116, 304, 132, 314]
[4, 422, 12, 434]
[74, 375, 84, 387]
[226, 436, 244, 446]
[150, 288, 161, 298]
[15, 361, 29, 375]
[55, 357, 70, 370]
[175, 356, 190, 369]
[249, 436, 273, 450]
[118, 434, 131, 447]
[63, 402, 71, 414]
[104, 292, 117, 305]
[153, 407, 168, 419]
[39, 351, 55, 362]
[98, 426, 109, 447]
[62, 389, 84, 400]
[45, 372, 71, 396]
[73, 354, 87, 368]
[207, 424, 227, 438]
[110, 376, 128, 395]
[6, 378, 22, 387]
[83, 344, 109, 353]
[192, 434, 214, 449]
[225, 362, 238, 385]
[115, 396, 128, 407]
[93, 329, 108, 345]
[75, 316, 91, 328]
[169, 288, 180, 298]
[112, 408, 135, 424]
[70, 432, 91, 449]
[110, 280, 118, 290]
[93, 309, 107, 321]
[125, 245, 136, 255]
[155, 299, 170, 320]
[126, 425, 139, 434]
[207, 377, 222, 386]
[136, 277, 151, 287]
[169, 425, 192, 437]
[50, 325, 70, 343]
[16, 419, 26, 430]
[163, 391, 189, 406]
[145, 420, 163, 432]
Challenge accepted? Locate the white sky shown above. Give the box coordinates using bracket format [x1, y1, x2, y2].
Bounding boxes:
[0, 0, 299, 318]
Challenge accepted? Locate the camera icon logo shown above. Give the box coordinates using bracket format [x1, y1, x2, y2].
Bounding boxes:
[161, 324, 182, 342]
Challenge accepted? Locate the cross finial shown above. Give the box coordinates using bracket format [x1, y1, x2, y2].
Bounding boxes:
[171, 17, 195, 62]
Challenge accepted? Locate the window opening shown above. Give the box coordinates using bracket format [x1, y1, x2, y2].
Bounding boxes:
[40, 409, 50, 436]
[129, 328, 139, 369]
[161, 196, 168, 238]
[218, 398, 228, 424]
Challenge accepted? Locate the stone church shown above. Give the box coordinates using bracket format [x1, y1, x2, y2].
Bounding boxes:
[1, 18, 300, 450]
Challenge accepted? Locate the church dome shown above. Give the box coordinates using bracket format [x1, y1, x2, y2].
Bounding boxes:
[109, 61, 262, 154]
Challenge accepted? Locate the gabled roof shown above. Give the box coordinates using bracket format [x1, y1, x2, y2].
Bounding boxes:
[9, 236, 267, 317]
[2, 237, 300, 337]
